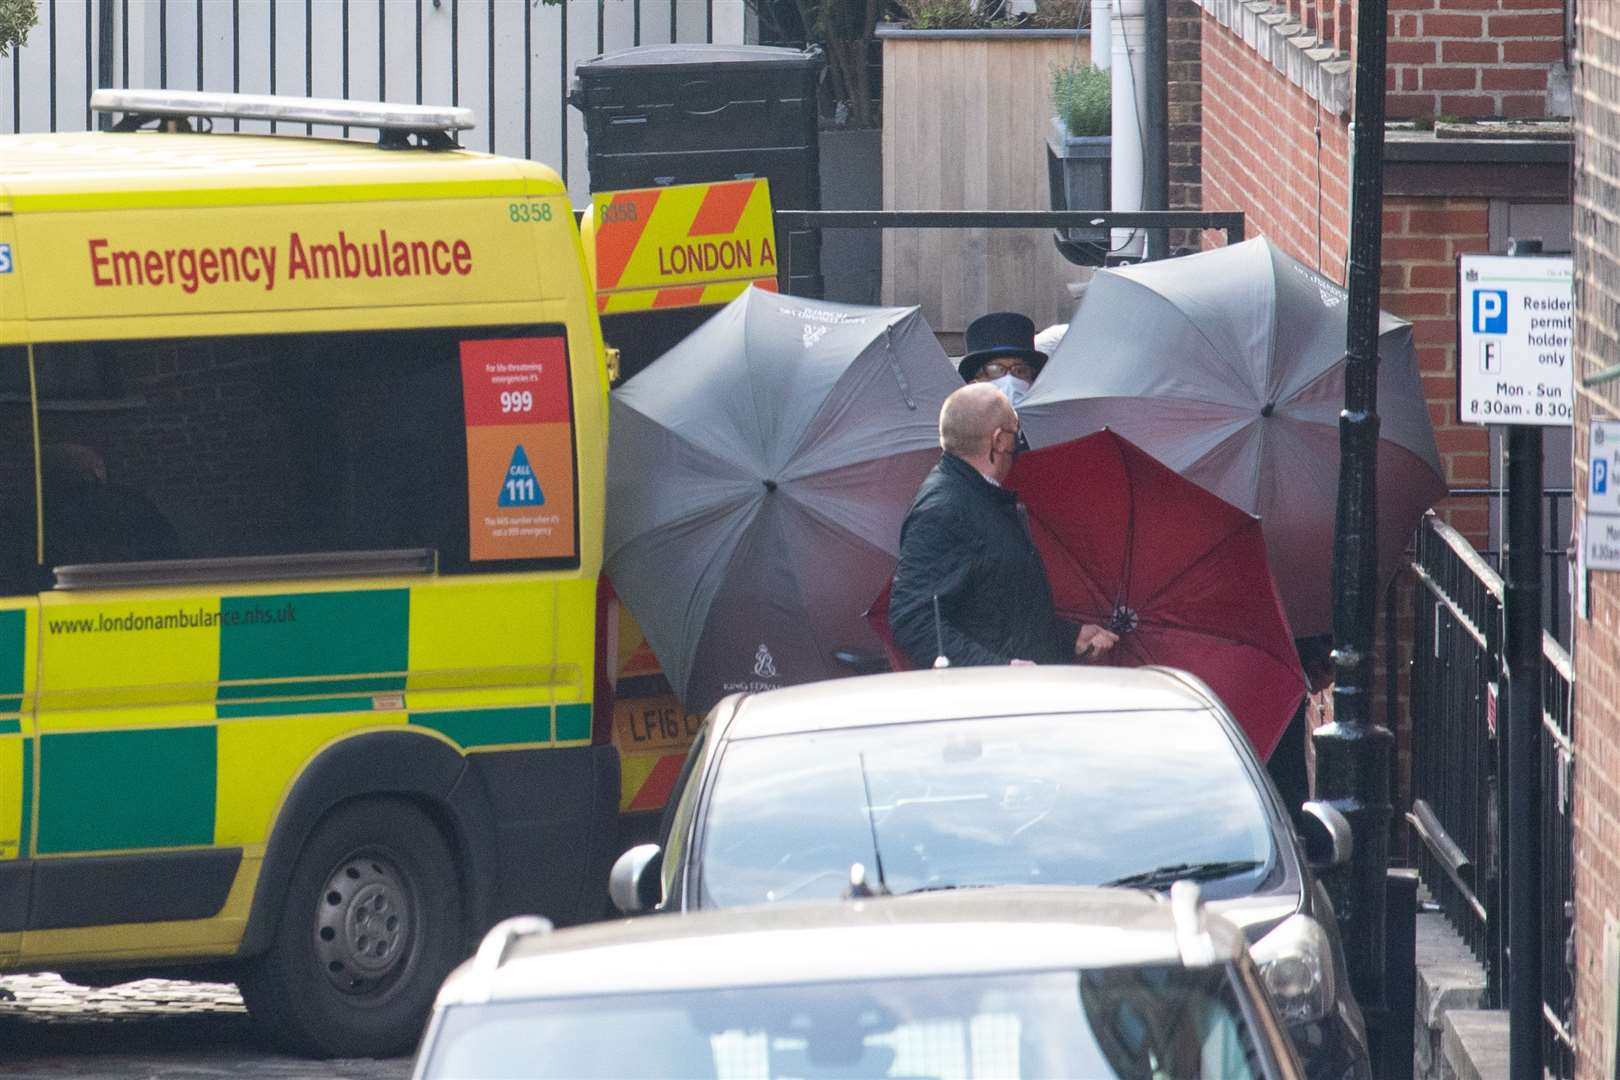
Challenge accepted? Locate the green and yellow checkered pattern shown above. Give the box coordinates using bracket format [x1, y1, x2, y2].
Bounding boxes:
[3, 576, 595, 860]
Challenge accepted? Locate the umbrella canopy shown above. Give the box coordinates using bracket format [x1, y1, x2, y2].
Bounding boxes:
[1016, 431, 1305, 757]
[867, 430, 1305, 758]
[1020, 237, 1447, 637]
[606, 286, 963, 714]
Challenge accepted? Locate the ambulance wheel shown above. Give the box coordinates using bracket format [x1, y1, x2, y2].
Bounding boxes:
[239, 797, 464, 1058]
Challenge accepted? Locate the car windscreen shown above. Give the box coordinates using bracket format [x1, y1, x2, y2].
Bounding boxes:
[420, 965, 1270, 1080]
[698, 711, 1275, 908]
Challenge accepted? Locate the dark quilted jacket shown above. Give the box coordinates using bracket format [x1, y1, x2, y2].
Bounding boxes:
[889, 452, 1076, 667]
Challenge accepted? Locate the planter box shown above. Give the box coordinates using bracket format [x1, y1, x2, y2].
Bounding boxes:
[1046, 118, 1111, 246]
[878, 26, 1094, 336]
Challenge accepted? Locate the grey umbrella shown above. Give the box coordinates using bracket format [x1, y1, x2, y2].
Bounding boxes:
[1020, 237, 1447, 637]
[606, 286, 962, 713]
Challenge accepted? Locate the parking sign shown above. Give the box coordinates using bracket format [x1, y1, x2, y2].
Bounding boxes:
[1457, 253, 1573, 426]
[1473, 289, 1507, 334]
[1589, 420, 1620, 572]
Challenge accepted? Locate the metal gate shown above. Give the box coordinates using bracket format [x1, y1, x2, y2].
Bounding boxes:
[0, 0, 738, 197]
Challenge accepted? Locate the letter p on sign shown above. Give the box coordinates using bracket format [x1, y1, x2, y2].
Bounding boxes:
[1474, 289, 1507, 334]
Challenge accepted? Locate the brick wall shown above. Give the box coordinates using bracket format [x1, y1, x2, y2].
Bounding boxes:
[1169, 0, 1204, 217]
[1282, 0, 1352, 51]
[1200, 12, 1351, 271]
[1385, 0, 1569, 120]
[1382, 197, 1493, 542]
[1200, 10, 1512, 817]
[1200, 12, 1521, 547]
[1572, 2, 1620, 1075]
[1378, 198, 1494, 817]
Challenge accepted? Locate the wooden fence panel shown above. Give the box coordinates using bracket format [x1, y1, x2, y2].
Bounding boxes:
[882, 30, 1094, 338]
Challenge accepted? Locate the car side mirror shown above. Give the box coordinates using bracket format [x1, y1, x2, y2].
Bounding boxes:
[1298, 801, 1352, 870]
[609, 843, 663, 915]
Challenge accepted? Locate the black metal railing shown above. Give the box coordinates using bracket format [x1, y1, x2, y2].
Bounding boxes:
[1541, 632, 1576, 1077]
[773, 209, 1247, 288]
[1409, 511, 1503, 998]
[775, 209, 1247, 238]
[1446, 486, 1573, 648]
[1406, 510, 1576, 1077]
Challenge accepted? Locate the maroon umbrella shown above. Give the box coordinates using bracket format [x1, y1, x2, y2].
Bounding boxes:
[1019, 238, 1447, 637]
[870, 430, 1305, 759]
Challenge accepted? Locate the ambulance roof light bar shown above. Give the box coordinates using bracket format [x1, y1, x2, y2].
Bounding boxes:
[90, 89, 476, 149]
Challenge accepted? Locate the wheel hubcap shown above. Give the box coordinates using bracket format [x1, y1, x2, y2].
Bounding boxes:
[315, 853, 412, 994]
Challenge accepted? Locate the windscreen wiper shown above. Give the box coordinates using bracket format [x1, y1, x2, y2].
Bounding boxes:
[1099, 859, 1263, 890]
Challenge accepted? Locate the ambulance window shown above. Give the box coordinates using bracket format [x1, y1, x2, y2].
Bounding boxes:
[32, 326, 579, 576]
[0, 346, 41, 597]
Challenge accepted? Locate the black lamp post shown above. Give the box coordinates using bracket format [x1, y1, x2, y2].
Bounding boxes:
[1315, 0, 1392, 1011]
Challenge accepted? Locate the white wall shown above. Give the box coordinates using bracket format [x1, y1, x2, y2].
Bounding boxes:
[0, 0, 750, 202]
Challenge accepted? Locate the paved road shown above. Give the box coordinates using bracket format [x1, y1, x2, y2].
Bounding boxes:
[0, 974, 412, 1080]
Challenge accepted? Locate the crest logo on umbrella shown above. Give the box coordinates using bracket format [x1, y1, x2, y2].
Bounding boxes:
[802, 324, 829, 350]
[753, 644, 778, 679]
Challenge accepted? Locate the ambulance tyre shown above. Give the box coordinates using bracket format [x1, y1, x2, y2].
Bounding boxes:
[239, 797, 464, 1058]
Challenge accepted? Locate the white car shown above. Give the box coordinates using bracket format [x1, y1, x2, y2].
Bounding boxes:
[610, 666, 1369, 1080]
[414, 884, 1304, 1080]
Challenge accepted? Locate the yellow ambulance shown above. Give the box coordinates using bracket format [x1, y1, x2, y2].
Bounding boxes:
[0, 90, 618, 1056]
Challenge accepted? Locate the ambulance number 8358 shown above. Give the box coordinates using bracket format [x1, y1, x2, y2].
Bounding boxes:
[508, 202, 554, 223]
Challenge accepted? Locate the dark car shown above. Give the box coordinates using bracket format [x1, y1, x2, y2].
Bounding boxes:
[610, 666, 1369, 1080]
[415, 885, 1305, 1080]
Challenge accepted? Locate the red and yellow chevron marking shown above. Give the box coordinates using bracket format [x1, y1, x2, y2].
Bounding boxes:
[604, 585, 702, 813]
[591, 178, 778, 313]
[596, 276, 777, 314]
[620, 750, 688, 813]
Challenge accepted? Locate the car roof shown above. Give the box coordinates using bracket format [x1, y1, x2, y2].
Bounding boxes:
[435, 886, 1248, 1007]
[720, 665, 1221, 739]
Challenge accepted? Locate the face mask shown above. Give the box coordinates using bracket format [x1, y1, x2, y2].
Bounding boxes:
[989, 373, 1032, 406]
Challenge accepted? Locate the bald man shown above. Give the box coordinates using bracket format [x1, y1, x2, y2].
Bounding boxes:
[888, 383, 1117, 668]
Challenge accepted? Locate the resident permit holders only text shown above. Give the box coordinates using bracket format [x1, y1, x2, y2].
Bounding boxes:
[1457, 252, 1573, 427]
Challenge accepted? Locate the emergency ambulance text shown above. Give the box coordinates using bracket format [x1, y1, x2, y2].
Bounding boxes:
[88, 230, 475, 295]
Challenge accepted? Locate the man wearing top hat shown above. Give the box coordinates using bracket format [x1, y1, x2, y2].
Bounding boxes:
[957, 311, 1049, 409]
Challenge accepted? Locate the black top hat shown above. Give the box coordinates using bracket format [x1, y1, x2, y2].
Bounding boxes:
[957, 312, 1048, 382]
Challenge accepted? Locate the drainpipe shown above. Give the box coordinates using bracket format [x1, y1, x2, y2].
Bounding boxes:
[1503, 234, 1546, 1080]
[1108, 0, 1149, 260]
[1142, 0, 1168, 260]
